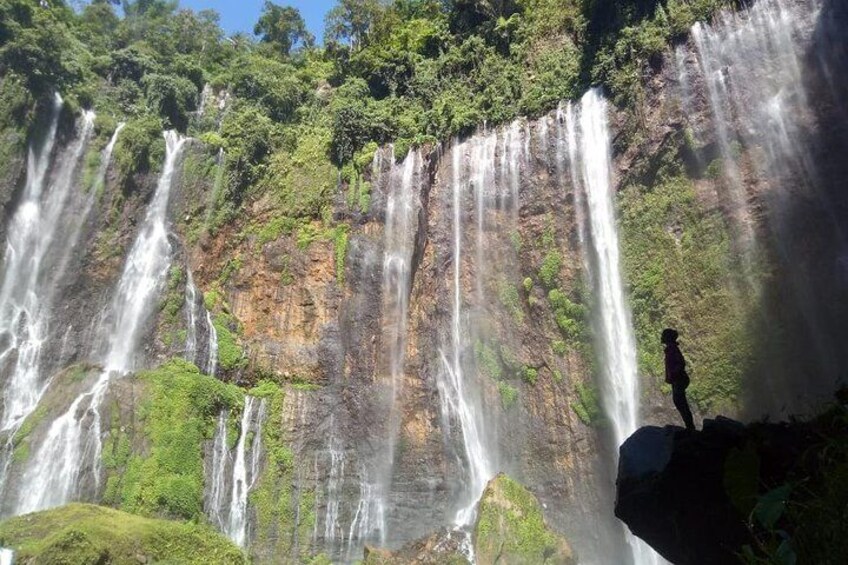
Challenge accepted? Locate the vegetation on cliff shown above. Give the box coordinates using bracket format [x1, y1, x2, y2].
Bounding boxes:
[103, 358, 242, 521]
[618, 132, 749, 411]
[0, 503, 245, 564]
[1, 0, 733, 229]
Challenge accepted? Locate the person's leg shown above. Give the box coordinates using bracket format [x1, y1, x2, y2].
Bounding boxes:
[672, 383, 696, 430]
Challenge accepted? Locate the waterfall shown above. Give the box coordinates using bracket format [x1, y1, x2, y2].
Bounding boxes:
[322, 417, 346, 551]
[679, 0, 848, 410]
[0, 548, 11, 565]
[100, 131, 187, 372]
[571, 91, 640, 450]
[15, 132, 187, 515]
[437, 137, 493, 531]
[0, 100, 103, 504]
[227, 396, 266, 547]
[206, 396, 267, 547]
[0, 98, 93, 432]
[365, 146, 420, 544]
[205, 310, 218, 376]
[568, 90, 661, 565]
[207, 411, 229, 530]
[185, 271, 200, 364]
[182, 270, 217, 375]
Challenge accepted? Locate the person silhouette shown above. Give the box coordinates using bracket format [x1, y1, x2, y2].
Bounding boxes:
[662, 328, 696, 431]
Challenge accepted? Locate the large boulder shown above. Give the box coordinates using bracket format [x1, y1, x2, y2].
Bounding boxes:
[474, 474, 575, 565]
[615, 413, 846, 564]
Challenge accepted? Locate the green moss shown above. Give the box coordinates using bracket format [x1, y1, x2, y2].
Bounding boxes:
[160, 265, 185, 328]
[252, 216, 299, 247]
[552, 340, 567, 356]
[498, 382, 519, 409]
[0, 503, 245, 564]
[474, 474, 573, 564]
[213, 314, 247, 372]
[218, 255, 243, 285]
[203, 289, 223, 311]
[571, 382, 602, 426]
[296, 222, 321, 250]
[548, 288, 587, 343]
[618, 160, 749, 410]
[112, 115, 164, 187]
[358, 180, 372, 214]
[262, 127, 337, 220]
[523, 277, 534, 294]
[521, 366, 538, 386]
[475, 340, 503, 380]
[115, 359, 242, 521]
[498, 278, 524, 324]
[12, 403, 49, 446]
[510, 230, 523, 253]
[330, 225, 349, 285]
[538, 251, 562, 289]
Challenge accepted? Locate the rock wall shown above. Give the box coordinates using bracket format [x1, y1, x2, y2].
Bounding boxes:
[0, 0, 845, 563]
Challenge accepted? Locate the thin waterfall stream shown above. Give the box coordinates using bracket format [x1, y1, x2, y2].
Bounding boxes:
[207, 396, 268, 547]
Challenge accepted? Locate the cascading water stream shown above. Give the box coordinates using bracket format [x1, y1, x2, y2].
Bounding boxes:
[0, 101, 112, 508]
[185, 270, 200, 363]
[437, 138, 495, 533]
[205, 310, 218, 377]
[207, 396, 267, 547]
[228, 396, 266, 547]
[208, 411, 229, 529]
[358, 146, 420, 546]
[182, 270, 217, 375]
[15, 131, 187, 515]
[568, 90, 661, 565]
[321, 416, 346, 552]
[0, 98, 94, 432]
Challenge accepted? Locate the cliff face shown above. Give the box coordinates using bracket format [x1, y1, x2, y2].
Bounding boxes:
[0, 0, 846, 563]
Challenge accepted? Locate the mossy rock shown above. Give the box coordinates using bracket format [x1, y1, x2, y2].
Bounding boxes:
[474, 474, 574, 565]
[0, 503, 246, 564]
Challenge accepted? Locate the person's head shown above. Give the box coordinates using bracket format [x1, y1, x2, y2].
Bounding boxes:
[661, 328, 679, 345]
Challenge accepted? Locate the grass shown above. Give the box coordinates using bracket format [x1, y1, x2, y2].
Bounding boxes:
[0, 503, 245, 564]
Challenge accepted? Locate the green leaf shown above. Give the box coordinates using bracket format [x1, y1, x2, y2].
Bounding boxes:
[753, 484, 792, 530]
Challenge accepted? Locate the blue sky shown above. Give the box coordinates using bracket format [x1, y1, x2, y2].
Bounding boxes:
[178, 1, 336, 41]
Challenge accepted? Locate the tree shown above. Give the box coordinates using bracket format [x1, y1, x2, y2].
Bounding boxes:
[324, 0, 385, 49]
[253, 2, 313, 56]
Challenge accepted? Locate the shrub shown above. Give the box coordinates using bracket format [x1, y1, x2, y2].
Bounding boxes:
[522, 366, 538, 385]
[539, 251, 562, 288]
